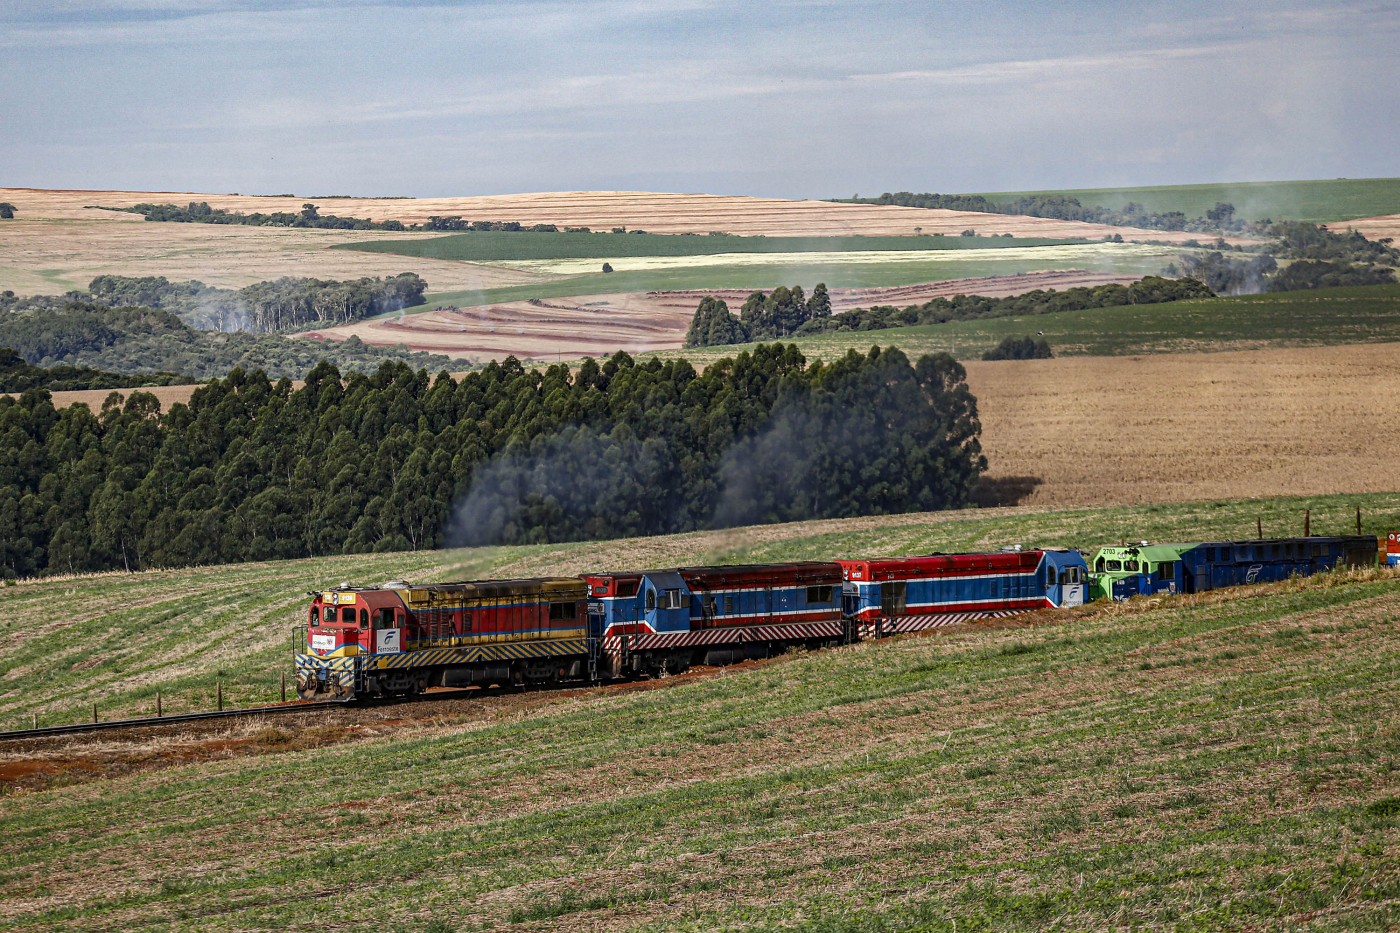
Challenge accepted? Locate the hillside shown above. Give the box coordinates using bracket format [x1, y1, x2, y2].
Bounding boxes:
[971, 177, 1400, 225]
[3, 491, 1396, 731]
[1, 559, 1396, 929]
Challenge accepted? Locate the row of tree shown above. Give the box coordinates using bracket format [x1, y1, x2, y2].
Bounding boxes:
[0, 291, 454, 380]
[839, 192, 1255, 233]
[15, 272, 428, 335]
[114, 201, 410, 231]
[684, 277, 1215, 347]
[0, 345, 986, 578]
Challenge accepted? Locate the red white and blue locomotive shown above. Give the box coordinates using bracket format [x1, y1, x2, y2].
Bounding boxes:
[295, 548, 1088, 699]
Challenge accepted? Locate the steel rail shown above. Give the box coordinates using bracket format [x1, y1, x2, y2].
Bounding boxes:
[0, 699, 351, 742]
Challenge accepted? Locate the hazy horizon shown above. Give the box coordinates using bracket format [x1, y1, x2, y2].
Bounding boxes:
[4, 0, 1398, 199]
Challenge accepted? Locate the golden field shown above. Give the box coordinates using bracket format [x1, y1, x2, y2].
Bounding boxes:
[0, 186, 1245, 297]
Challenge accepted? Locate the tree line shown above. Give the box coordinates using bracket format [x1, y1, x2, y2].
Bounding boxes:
[0, 345, 986, 578]
[84, 272, 426, 332]
[111, 201, 410, 231]
[0, 285, 453, 382]
[685, 277, 1214, 347]
[837, 192, 1253, 234]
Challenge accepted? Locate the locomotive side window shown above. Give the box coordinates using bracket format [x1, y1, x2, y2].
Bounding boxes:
[376, 608, 395, 628]
[724, 595, 735, 614]
[1106, 560, 1122, 571]
[806, 585, 833, 605]
[662, 588, 682, 609]
[1046, 566, 1056, 587]
[360, 609, 369, 626]
[549, 601, 577, 621]
[309, 608, 320, 627]
[322, 606, 337, 623]
[646, 590, 656, 611]
[340, 607, 356, 623]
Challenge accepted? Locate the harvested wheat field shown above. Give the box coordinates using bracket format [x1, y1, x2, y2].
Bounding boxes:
[972, 340, 1400, 506]
[0, 184, 1247, 300]
[303, 270, 1142, 361]
[0, 208, 540, 296]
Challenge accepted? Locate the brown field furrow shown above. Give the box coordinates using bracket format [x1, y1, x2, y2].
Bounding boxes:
[1339, 213, 1400, 242]
[0, 187, 1247, 244]
[34, 341, 1400, 510]
[302, 270, 1144, 361]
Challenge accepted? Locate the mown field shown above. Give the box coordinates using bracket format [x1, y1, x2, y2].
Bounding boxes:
[1, 561, 1397, 930]
[336, 231, 1082, 263]
[654, 284, 1400, 368]
[2, 493, 1397, 732]
[418, 246, 1179, 309]
[973, 176, 1400, 224]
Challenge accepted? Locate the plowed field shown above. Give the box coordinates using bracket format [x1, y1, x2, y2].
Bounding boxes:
[302, 270, 1142, 361]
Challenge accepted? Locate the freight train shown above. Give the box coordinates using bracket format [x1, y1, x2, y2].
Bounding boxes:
[294, 534, 1379, 700]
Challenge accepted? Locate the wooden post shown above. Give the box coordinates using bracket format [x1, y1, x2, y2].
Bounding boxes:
[281, 672, 287, 703]
[1304, 509, 1311, 536]
[1357, 506, 1362, 536]
[31, 713, 37, 729]
[217, 681, 224, 711]
[1257, 517, 1263, 538]
[92, 702, 98, 723]
[156, 691, 162, 718]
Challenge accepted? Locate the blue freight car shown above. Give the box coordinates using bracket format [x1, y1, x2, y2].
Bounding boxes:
[1091, 535, 1377, 600]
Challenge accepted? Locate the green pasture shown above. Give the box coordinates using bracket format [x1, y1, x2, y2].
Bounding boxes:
[971, 176, 1400, 225]
[418, 250, 1177, 310]
[2, 558, 1397, 928]
[650, 284, 1400, 368]
[2, 491, 1397, 731]
[334, 230, 1080, 264]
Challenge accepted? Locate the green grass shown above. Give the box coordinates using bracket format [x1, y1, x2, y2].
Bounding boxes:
[970, 177, 1400, 225]
[1, 562, 1397, 929]
[335, 231, 1081, 263]
[419, 249, 1178, 309]
[2, 491, 1397, 731]
[648, 284, 1400, 368]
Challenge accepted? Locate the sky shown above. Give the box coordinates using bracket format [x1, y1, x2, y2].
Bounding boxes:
[3, 0, 1398, 199]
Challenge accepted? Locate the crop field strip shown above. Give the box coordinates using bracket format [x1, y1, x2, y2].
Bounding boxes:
[0, 186, 1240, 298]
[2, 492, 1397, 733]
[0, 567, 1396, 929]
[970, 176, 1400, 225]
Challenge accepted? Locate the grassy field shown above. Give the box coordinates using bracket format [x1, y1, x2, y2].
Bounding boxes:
[971, 176, 1400, 224]
[1, 562, 1396, 929]
[2, 492, 1397, 732]
[335, 231, 1083, 263]
[419, 248, 1179, 309]
[651, 284, 1400, 368]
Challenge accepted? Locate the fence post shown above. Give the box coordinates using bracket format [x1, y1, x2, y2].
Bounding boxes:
[1357, 506, 1362, 536]
[1257, 517, 1262, 538]
[281, 672, 287, 703]
[31, 712, 37, 730]
[156, 691, 162, 718]
[217, 681, 224, 711]
[1304, 509, 1311, 537]
[92, 702, 98, 723]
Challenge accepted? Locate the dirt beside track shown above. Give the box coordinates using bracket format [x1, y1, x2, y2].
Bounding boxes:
[0, 663, 795, 795]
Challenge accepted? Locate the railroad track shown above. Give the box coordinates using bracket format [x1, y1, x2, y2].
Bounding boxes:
[0, 699, 351, 742]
